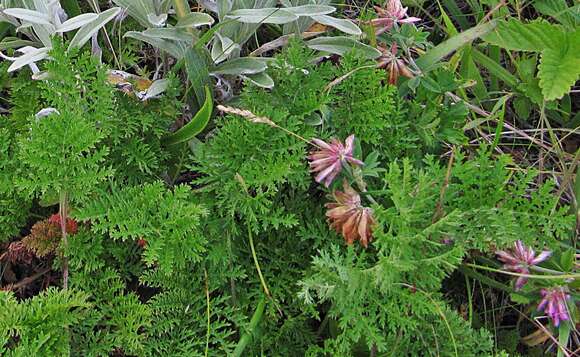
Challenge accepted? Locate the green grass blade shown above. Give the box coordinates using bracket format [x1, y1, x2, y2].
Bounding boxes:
[416, 20, 497, 72]
[164, 86, 213, 146]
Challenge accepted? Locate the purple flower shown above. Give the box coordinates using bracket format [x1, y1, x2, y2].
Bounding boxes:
[308, 135, 363, 187]
[372, 0, 421, 34]
[538, 287, 571, 327]
[496, 240, 551, 290]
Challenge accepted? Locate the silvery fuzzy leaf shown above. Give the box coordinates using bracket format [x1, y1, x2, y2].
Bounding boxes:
[175, 12, 215, 27]
[125, 31, 184, 58]
[138, 78, 170, 101]
[142, 28, 192, 42]
[306, 36, 381, 59]
[7, 46, 49, 72]
[211, 34, 239, 63]
[35, 107, 60, 120]
[241, 72, 274, 89]
[57, 13, 98, 33]
[68, 7, 121, 50]
[310, 15, 361, 35]
[147, 13, 167, 27]
[225, 8, 298, 24]
[3, 8, 52, 26]
[212, 57, 267, 75]
[285, 5, 335, 16]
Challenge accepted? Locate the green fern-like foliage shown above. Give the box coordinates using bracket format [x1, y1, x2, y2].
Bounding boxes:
[14, 41, 113, 204]
[0, 128, 30, 242]
[66, 229, 151, 356]
[0, 288, 91, 356]
[106, 75, 181, 184]
[75, 181, 207, 275]
[299, 150, 573, 355]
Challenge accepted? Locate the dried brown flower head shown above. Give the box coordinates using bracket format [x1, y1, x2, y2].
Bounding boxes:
[21, 215, 75, 258]
[325, 181, 375, 248]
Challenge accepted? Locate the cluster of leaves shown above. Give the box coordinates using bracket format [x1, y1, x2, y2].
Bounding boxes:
[0, 0, 578, 353]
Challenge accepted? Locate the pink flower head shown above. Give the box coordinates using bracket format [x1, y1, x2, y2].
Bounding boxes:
[325, 181, 375, 248]
[496, 240, 551, 290]
[538, 287, 571, 327]
[309, 135, 364, 187]
[372, 0, 421, 33]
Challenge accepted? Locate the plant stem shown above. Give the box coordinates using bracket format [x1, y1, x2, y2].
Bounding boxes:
[204, 268, 210, 357]
[233, 297, 266, 357]
[59, 191, 69, 290]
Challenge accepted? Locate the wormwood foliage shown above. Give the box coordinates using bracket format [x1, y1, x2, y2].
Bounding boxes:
[0, 288, 91, 356]
[75, 182, 208, 274]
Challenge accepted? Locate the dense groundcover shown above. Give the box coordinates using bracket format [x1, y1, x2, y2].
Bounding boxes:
[1, 0, 579, 356]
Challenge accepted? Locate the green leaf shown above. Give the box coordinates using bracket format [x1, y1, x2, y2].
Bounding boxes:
[285, 5, 335, 16]
[534, 0, 578, 28]
[310, 15, 361, 35]
[242, 72, 274, 89]
[557, 322, 571, 357]
[510, 292, 532, 304]
[538, 37, 580, 101]
[176, 12, 215, 27]
[124, 31, 183, 58]
[472, 48, 519, 89]
[7, 47, 50, 72]
[141, 28, 192, 42]
[483, 19, 565, 52]
[3, 8, 52, 26]
[212, 57, 268, 75]
[61, 0, 82, 17]
[560, 248, 575, 272]
[226, 8, 298, 24]
[164, 86, 213, 146]
[416, 20, 497, 71]
[184, 47, 211, 108]
[306, 36, 381, 59]
[57, 13, 99, 33]
[68, 7, 121, 50]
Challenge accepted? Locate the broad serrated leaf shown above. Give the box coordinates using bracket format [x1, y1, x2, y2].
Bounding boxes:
[164, 86, 213, 145]
[483, 19, 565, 52]
[68, 7, 121, 50]
[212, 57, 267, 75]
[538, 38, 580, 101]
[306, 36, 381, 59]
[225, 8, 298, 24]
[310, 15, 361, 35]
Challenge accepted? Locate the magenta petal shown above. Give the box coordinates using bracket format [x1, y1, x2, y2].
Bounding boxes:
[344, 135, 355, 154]
[514, 276, 528, 290]
[346, 157, 364, 167]
[311, 138, 332, 150]
[399, 17, 421, 23]
[496, 251, 519, 265]
[531, 250, 552, 264]
[315, 162, 340, 186]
